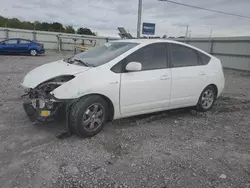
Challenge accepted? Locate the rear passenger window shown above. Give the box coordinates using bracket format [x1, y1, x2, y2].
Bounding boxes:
[20, 40, 31, 44]
[171, 44, 199, 67]
[197, 51, 211, 65]
[126, 43, 167, 71]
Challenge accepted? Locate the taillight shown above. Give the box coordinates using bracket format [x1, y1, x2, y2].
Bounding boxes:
[38, 43, 44, 47]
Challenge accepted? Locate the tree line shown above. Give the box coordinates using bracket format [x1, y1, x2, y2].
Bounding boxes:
[0, 16, 97, 35]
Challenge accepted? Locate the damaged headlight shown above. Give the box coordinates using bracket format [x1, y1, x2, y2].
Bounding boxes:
[37, 75, 75, 93]
[28, 75, 75, 99]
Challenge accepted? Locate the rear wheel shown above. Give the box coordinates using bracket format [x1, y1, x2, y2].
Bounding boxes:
[196, 86, 216, 112]
[30, 49, 38, 56]
[69, 95, 108, 137]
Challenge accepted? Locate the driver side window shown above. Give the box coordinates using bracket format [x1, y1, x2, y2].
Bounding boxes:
[125, 43, 168, 71]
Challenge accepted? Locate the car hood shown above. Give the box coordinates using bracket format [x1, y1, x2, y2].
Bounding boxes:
[21, 59, 91, 88]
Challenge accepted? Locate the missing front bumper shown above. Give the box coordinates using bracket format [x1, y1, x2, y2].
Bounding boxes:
[22, 99, 60, 122]
[22, 96, 77, 137]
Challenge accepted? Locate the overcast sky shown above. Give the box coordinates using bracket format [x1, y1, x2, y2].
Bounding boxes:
[1, 0, 250, 37]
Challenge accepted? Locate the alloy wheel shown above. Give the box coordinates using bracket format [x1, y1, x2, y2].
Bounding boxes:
[201, 89, 214, 109]
[30, 50, 37, 56]
[82, 103, 105, 131]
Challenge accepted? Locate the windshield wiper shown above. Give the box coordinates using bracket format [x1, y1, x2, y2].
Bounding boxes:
[73, 59, 95, 67]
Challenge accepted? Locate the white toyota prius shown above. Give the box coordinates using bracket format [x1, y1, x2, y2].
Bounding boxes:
[21, 39, 225, 137]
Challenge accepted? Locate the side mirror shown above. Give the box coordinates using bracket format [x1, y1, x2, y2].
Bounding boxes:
[125, 62, 142, 72]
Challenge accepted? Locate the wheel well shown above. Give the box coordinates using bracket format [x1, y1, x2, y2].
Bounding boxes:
[29, 49, 37, 53]
[208, 84, 218, 97]
[81, 94, 114, 121]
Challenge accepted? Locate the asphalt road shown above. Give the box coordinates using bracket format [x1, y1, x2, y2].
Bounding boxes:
[0, 52, 249, 188]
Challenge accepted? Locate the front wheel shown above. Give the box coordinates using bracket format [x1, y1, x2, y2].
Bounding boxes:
[69, 96, 108, 137]
[196, 86, 216, 112]
[30, 49, 38, 56]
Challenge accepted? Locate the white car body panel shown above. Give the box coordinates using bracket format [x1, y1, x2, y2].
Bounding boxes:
[170, 65, 206, 108]
[120, 68, 171, 115]
[51, 67, 121, 118]
[21, 39, 225, 120]
[21, 60, 90, 88]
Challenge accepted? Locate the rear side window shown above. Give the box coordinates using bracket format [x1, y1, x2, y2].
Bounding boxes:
[171, 44, 199, 67]
[197, 51, 211, 65]
[126, 43, 167, 71]
[19, 40, 31, 44]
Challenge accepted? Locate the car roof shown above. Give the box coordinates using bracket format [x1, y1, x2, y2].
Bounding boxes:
[113, 39, 186, 45]
[3, 38, 32, 41]
[113, 39, 213, 57]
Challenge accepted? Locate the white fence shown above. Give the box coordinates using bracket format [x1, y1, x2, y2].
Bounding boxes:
[0, 27, 118, 51]
[176, 37, 250, 71]
[0, 27, 250, 70]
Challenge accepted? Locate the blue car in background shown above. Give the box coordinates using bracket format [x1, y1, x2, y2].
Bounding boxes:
[0, 38, 45, 56]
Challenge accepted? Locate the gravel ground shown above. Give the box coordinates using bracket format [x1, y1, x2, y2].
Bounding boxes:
[0, 52, 249, 188]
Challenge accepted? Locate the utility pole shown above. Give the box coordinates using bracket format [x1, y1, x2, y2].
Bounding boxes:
[209, 29, 213, 39]
[137, 0, 142, 38]
[185, 25, 189, 38]
[189, 31, 192, 38]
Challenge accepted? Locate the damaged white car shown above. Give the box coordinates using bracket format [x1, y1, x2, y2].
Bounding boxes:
[21, 39, 225, 137]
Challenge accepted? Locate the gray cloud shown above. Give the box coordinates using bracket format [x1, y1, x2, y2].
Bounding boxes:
[1, 0, 250, 37]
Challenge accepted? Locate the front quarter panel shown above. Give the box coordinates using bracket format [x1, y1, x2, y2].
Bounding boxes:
[51, 66, 121, 116]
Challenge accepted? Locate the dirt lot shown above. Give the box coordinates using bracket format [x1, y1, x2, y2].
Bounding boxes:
[0, 52, 249, 188]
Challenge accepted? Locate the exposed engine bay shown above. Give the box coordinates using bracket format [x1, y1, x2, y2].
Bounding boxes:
[22, 75, 75, 122]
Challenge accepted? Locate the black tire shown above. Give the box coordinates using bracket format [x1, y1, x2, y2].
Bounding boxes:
[55, 104, 66, 122]
[196, 85, 216, 112]
[29, 49, 38, 56]
[69, 95, 108, 137]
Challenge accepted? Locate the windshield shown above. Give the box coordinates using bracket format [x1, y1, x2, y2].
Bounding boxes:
[68, 42, 138, 67]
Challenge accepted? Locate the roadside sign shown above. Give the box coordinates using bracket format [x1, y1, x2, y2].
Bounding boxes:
[142, 23, 155, 35]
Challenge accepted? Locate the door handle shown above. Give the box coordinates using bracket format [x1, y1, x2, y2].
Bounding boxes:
[200, 71, 206, 76]
[160, 74, 170, 80]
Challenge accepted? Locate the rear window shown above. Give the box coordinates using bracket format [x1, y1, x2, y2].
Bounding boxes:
[197, 51, 211, 65]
